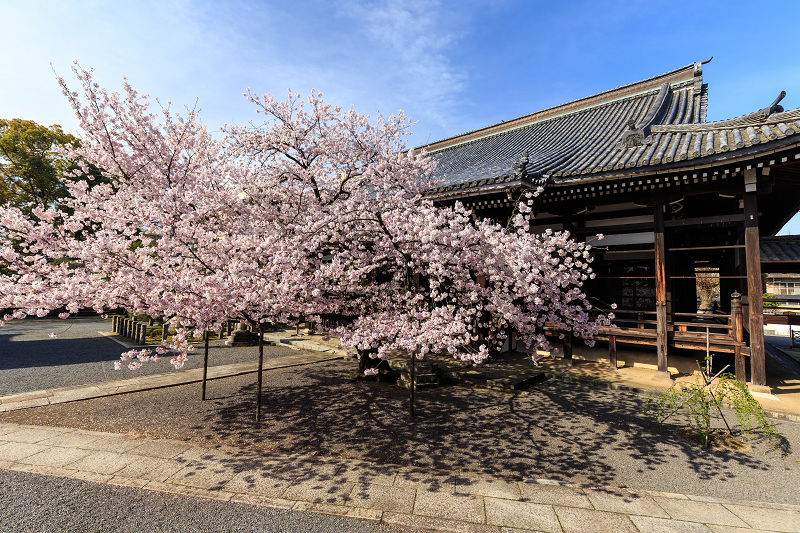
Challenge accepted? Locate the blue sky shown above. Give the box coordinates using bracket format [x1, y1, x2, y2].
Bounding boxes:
[3, 0, 800, 232]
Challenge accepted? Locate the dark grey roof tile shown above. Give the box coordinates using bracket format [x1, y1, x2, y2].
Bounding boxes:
[761, 236, 800, 262]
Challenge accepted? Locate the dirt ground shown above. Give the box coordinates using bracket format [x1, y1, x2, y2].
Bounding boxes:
[2, 359, 799, 505]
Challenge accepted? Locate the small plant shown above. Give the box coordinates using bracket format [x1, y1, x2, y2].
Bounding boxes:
[763, 293, 780, 310]
[644, 357, 780, 449]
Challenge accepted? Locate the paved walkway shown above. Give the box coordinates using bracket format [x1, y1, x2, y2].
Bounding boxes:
[1, 422, 798, 532]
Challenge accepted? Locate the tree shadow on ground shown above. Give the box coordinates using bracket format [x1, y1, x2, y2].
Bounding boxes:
[198, 361, 789, 491]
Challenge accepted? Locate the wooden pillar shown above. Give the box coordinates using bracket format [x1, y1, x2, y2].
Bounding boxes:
[743, 176, 766, 387]
[608, 335, 617, 369]
[654, 203, 669, 378]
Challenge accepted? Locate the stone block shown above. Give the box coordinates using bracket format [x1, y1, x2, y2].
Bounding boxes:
[413, 490, 485, 523]
[555, 506, 640, 533]
[346, 483, 415, 513]
[485, 497, 562, 531]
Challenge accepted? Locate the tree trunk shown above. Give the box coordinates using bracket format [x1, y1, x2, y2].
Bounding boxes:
[357, 349, 370, 373]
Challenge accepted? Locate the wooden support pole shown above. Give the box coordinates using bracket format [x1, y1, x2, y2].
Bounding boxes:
[409, 351, 416, 417]
[731, 291, 746, 383]
[256, 324, 264, 423]
[201, 330, 209, 401]
[743, 183, 766, 387]
[609, 335, 617, 369]
[654, 203, 669, 378]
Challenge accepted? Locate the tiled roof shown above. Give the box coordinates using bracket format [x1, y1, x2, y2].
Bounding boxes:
[424, 60, 800, 195]
[761, 236, 800, 263]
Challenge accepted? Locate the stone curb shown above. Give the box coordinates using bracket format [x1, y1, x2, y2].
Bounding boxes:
[0, 352, 341, 412]
[1, 422, 798, 532]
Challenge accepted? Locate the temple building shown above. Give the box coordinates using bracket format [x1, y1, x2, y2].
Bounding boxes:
[422, 59, 800, 388]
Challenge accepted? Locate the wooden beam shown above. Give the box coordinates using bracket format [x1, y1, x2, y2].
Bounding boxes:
[744, 180, 766, 386]
[654, 203, 669, 376]
[663, 214, 745, 228]
[572, 221, 655, 235]
[669, 245, 745, 251]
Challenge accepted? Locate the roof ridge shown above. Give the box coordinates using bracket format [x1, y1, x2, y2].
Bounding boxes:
[420, 61, 707, 153]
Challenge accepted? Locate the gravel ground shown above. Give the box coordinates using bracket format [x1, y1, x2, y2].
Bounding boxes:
[2, 359, 798, 505]
[0, 469, 420, 533]
[0, 317, 303, 395]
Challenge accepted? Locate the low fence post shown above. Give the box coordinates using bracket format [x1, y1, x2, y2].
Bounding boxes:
[139, 323, 147, 345]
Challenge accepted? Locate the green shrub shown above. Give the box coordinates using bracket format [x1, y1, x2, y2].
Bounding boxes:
[644, 362, 779, 449]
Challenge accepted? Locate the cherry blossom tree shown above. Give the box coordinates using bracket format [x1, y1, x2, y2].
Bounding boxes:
[0, 65, 610, 417]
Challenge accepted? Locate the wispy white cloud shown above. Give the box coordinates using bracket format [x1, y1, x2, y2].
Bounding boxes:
[1, 0, 474, 145]
[330, 0, 467, 142]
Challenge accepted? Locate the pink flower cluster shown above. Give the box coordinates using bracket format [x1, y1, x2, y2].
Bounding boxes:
[169, 353, 187, 369]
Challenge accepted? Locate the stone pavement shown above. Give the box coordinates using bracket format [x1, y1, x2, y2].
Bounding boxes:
[1, 422, 798, 533]
[0, 351, 341, 413]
